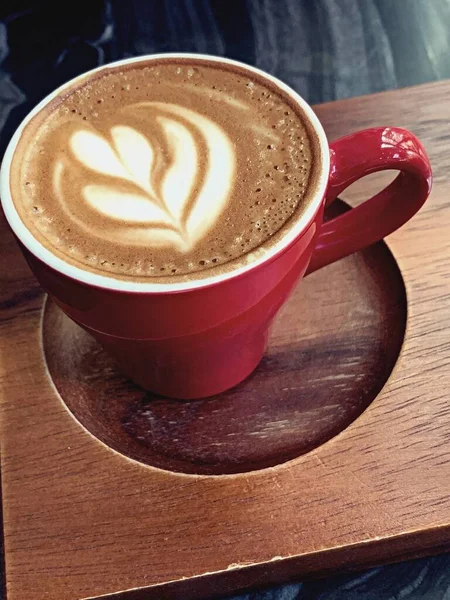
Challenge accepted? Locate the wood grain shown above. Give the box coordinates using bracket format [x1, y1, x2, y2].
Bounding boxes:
[0, 80, 449, 600]
[41, 201, 406, 476]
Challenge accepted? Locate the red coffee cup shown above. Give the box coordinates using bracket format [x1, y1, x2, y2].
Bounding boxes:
[0, 55, 432, 399]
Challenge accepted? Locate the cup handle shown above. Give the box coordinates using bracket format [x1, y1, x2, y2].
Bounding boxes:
[306, 127, 432, 274]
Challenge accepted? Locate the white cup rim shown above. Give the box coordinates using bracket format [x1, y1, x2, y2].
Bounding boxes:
[0, 53, 330, 293]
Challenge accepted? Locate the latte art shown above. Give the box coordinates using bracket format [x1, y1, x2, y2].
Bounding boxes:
[10, 58, 318, 282]
[60, 103, 236, 252]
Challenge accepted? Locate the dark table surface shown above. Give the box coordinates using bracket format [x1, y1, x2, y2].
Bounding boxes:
[1, 1, 449, 599]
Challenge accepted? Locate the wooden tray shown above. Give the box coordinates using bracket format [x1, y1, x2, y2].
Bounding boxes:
[1, 81, 450, 600]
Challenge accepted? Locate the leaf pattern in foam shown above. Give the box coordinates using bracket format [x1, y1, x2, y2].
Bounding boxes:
[158, 116, 197, 222]
[182, 110, 235, 243]
[67, 103, 236, 253]
[148, 103, 236, 249]
[70, 130, 129, 181]
[111, 126, 155, 196]
[83, 185, 173, 225]
[118, 226, 190, 251]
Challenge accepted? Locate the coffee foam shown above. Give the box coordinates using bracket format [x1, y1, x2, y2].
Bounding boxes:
[10, 58, 321, 283]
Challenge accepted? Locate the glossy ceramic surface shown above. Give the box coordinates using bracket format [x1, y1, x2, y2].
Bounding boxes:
[21, 124, 431, 398]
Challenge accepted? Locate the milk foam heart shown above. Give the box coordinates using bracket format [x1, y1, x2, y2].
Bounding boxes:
[60, 102, 236, 252]
[10, 59, 319, 283]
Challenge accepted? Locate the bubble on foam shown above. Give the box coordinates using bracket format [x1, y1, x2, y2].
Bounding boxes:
[134, 261, 144, 274]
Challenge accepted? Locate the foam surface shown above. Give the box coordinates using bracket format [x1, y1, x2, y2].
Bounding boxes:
[11, 58, 319, 282]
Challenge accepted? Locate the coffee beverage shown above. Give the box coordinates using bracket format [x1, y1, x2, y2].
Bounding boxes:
[10, 57, 320, 282]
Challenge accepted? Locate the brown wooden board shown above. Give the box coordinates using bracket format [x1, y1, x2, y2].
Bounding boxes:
[0, 80, 449, 600]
